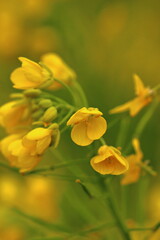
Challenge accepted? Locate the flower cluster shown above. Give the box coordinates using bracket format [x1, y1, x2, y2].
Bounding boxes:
[0, 53, 157, 181]
[0, 52, 76, 172]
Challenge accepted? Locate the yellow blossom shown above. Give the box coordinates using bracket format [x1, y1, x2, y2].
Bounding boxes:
[90, 145, 129, 175]
[0, 135, 41, 173]
[109, 74, 153, 117]
[41, 53, 76, 90]
[22, 127, 54, 155]
[10, 57, 50, 89]
[121, 138, 143, 185]
[0, 101, 31, 133]
[67, 107, 107, 146]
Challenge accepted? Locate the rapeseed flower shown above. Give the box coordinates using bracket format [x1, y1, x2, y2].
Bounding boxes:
[41, 53, 76, 89]
[22, 127, 53, 155]
[121, 138, 143, 185]
[10, 57, 50, 89]
[0, 134, 41, 173]
[90, 145, 129, 175]
[67, 107, 107, 146]
[109, 74, 153, 117]
[0, 101, 31, 133]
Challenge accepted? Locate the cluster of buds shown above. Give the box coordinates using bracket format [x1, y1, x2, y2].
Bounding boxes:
[0, 53, 76, 173]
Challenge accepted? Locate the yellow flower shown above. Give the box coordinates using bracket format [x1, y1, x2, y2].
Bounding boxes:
[90, 145, 129, 175]
[67, 107, 107, 146]
[0, 135, 41, 173]
[109, 74, 153, 117]
[22, 127, 55, 155]
[41, 53, 76, 90]
[121, 138, 143, 185]
[0, 101, 31, 133]
[10, 57, 50, 89]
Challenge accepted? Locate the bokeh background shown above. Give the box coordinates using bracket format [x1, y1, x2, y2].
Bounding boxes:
[0, 0, 160, 239]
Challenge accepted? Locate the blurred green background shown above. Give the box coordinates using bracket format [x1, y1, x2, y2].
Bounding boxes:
[0, 0, 160, 239]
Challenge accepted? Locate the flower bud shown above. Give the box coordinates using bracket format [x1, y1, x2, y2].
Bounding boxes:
[23, 89, 42, 98]
[39, 99, 53, 109]
[42, 107, 57, 123]
[32, 109, 44, 120]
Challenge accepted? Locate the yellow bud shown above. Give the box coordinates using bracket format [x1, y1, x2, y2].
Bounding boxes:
[23, 89, 42, 97]
[39, 99, 53, 109]
[42, 107, 57, 123]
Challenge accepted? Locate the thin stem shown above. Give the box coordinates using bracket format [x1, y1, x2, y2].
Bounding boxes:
[73, 81, 88, 107]
[99, 137, 106, 146]
[128, 227, 153, 232]
[54, 78, 76, 105]
[59, 108, 74, 126]
[105, 181, 131, 240]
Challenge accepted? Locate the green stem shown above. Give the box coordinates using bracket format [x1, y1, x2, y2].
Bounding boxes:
[134, 98, 159, 138]
[54, 78, 77, 105]
[105, 181, 131, 240]
[128, 227, 152, 232]
[59, 108, 74, 126]
[73, 81, 88, 107]
[99, 137, 106, 145]
[124, 98, 159, 154]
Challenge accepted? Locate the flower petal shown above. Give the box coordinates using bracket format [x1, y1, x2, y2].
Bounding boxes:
[133, 74, 145, 96]
[71, 122, 93, 146]
[36, 136, 52, 155]
[11, 68, 38, 89]
[87, 116, 107, 140]
[25, 128, 52, 140]
[109, 101, 131, 115]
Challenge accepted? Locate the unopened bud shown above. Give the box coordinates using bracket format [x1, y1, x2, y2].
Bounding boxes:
[39, 99, 53, 109]
[23, 89, 42, 98]
[42, 107, 57, 123]
[32, 109, 44, 120]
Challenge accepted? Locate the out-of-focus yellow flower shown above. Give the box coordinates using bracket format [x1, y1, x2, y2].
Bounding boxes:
[0, 11, 23, 58]
[67, 107, 107, 146]
[121, 138, 143, 185]
[109, 74, 153, 117]
[0, 134, 21, 161]
[0, 226, 24, 240]
[41, 53, 76, 90]
[22, 127, 53, 155]
[148, 229, 160, 240]
[0, 135, 41, 173]
[0, 101, 31, 134]
[10, 57, 50, 89]
[90, 145, 128, 175]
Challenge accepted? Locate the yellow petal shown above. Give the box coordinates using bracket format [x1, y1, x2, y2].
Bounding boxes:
[121, 155, 141, 185]
[19, 57, 41, 72]
[11, 68, 38, 89]
[25, 128, 52, 140]
[132, 138, 143, 160]
[129, 97, 151, 117]
[0, 134, 20, 158]
[67, 107, 90, 125]
[109, 101, 131, 115]
[90, 156, 114, 175]
[133, 74, 145, 96]
[36, 136, 52, 154]
[67, 107, 103, 126]
[87, 116, 107, 140]
[71, 122, 93, 146]
[8, 139, 22, 156]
